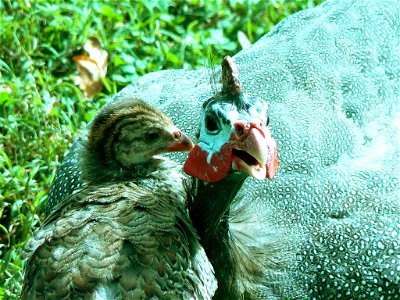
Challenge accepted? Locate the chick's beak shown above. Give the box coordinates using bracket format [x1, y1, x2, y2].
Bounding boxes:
[165, 129, 194, 152]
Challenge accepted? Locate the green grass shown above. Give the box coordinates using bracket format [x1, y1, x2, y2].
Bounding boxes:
[0, 0, 322, 298]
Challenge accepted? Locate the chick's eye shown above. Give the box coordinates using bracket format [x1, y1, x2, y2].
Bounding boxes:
[144, 132, 160, 143]
[265, 116, 269, 126]
[205, 115, 220, 133]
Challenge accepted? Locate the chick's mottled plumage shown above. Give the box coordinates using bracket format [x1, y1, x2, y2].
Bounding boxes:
[22, 98, 216, 299]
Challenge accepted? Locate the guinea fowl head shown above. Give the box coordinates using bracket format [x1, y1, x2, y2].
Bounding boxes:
[184, 56, 278, 182]
[82, 98, 193, 182]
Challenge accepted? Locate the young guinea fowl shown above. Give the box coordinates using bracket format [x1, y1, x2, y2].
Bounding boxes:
[22, 98, 217, 299]
[44, 0, 399, 298]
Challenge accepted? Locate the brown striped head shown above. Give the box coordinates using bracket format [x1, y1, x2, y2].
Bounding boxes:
[81, 98, 193, 181]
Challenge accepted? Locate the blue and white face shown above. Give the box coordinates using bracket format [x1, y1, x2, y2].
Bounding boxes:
[184, 95, 279, 183]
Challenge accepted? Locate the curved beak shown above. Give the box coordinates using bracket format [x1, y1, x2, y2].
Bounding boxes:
[230, 120, 278, 180]
[165, 130, 194, 152]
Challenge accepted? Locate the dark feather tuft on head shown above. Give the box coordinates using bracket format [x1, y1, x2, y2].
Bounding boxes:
[205, 51, 220, 94]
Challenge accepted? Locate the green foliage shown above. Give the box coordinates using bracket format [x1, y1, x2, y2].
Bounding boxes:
[0, 0, 322, 297]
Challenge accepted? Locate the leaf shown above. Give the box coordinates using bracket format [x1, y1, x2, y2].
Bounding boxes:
[73, 37, 108, 98]
[237, 30, 251, 50]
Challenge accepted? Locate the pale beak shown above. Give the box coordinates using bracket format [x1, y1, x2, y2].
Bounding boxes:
[165, 130, 194, 152]
[230, 120, 278, 180]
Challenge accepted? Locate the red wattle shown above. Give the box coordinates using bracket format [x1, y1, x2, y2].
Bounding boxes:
[184, 144, 233, 182]
[266, 137, 279, 180]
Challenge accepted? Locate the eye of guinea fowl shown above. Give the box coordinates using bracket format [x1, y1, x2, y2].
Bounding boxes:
[144, 132, 160, 143]
[205, 114, 220, 133]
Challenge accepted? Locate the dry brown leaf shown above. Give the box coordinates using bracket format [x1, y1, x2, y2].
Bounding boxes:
[73, 37, 108, 98]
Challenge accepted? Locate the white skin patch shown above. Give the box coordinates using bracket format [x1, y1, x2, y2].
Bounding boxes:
[198, 100, 269, 166]
[198, 122, 233, 161]
[227, 109, 240, 121]
[248, 103, 268, 119]
[198, 103, 237, 157]
[206, 148, 213, 165]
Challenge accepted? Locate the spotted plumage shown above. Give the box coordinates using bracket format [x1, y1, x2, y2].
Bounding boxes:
[22, 98, 216, 299]
[44, 0, 400, 298]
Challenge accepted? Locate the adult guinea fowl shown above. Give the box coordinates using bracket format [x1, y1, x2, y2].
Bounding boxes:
[44, 0, 399, 299]
[183, 56, 290, 299]
[185, 54, 400, 299]
[22, 98, 217, 299]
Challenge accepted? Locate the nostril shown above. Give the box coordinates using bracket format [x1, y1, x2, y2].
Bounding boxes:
[235, 124, 245, 136]
[174, 130, 182, 139]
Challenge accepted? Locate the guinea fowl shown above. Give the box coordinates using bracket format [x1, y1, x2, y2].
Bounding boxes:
[184, 52, 400, 298]
[22, 98, 217, 299]
[44, 0, 399, 299]
[183, 56, 291, 299]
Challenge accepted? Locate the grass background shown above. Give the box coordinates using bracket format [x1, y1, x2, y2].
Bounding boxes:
[0, 0, 322, 298]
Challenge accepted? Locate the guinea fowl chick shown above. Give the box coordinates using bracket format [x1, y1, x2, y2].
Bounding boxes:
[22, 98, 217, 299]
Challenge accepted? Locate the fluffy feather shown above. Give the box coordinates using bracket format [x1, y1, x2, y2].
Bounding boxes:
[22, 99, 216, 299]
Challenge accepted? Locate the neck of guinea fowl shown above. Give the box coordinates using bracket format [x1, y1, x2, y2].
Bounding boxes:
[188, 172, 247, 299]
